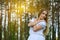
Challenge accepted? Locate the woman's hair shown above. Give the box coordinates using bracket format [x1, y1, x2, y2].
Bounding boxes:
[38, 8, 49, 36]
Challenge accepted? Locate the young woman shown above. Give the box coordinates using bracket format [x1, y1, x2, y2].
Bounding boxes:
[28, 9, 49, 40]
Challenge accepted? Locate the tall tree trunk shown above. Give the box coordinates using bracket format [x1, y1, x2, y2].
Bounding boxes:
[0, 3, 2, 40]
[58, 12, 60, 40]
[52, 6, 56, 40]
[4, 2, 8, 40]
[24, 13, 29, 40]
[19, 1, 23, 40]
[8, 1, 11, 40]
[58, 0, 60, 40]
[4, 7, 6, 40]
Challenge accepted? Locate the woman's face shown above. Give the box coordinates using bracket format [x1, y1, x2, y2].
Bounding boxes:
[39, 11, 47, 20]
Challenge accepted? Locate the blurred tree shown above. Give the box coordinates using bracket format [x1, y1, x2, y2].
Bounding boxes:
[8, 0, 12, 40]
[57, 0, 60, 40]
[4, 4, 7, 40]
[0, 2, 2, 40]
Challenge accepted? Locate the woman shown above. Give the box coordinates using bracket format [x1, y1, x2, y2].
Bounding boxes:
[28, 9, 49, 40]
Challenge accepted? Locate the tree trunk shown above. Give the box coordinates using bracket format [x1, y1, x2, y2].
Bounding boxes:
[0, 3, 2, 40]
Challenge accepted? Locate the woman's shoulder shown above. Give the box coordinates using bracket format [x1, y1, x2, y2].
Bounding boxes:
[38, 20, 46, 27]
[40, 20, 46, 23]
[39, 20, 46, 25]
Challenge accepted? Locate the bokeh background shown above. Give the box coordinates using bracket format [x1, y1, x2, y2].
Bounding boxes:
[0, 0, 60, 40]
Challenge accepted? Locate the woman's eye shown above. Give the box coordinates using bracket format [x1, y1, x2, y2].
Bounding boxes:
[42, 13, 45, 14]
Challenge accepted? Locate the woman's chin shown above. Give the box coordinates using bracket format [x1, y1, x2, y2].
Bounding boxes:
[40, 18, 44, 20]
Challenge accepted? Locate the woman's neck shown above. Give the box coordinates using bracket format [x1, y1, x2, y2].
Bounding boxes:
[38, 18, 44, 20]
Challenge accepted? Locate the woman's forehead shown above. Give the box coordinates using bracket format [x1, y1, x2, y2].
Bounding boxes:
[42, 11, 47, 14]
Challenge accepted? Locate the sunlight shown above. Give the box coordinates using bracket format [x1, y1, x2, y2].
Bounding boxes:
[14, 3, 26, 13]
[21, 5, 25, 13]
[17, 4, 26, 14]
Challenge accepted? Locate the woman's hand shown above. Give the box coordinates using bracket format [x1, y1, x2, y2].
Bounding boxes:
[28, 19, 37, 27]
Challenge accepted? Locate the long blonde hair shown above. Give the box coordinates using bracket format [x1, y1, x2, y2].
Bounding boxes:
[38, 8, 49, 36]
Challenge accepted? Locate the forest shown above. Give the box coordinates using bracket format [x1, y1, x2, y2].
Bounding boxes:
[0, 0, 60, 40]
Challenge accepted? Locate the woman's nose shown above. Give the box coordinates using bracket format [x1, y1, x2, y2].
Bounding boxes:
[43, 14, 45, 17]
[43, 15, 46, 18]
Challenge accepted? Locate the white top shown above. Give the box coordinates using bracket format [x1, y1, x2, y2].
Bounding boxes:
[29, 18, 46, 36]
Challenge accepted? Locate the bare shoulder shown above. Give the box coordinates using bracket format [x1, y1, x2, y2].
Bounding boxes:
[40, 20, 46, 24]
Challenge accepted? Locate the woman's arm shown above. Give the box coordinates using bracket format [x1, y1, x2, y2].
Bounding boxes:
[33, 21, 46, 32]
[33, 25, 42, 32]
[28, 18, 44, 27]
[28, 20, 37, 27]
